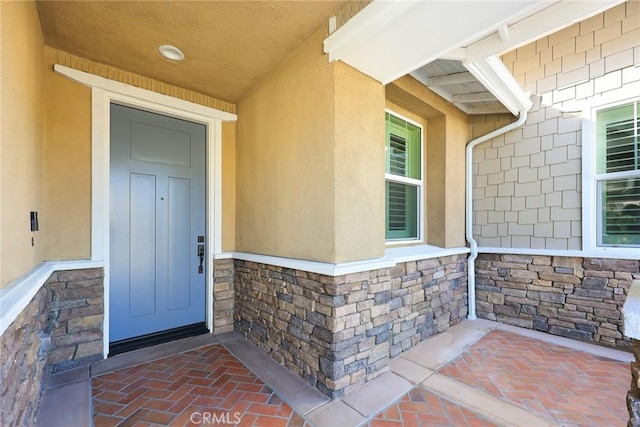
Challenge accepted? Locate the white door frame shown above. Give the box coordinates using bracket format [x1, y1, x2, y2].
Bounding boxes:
[54, 65, 237, 357]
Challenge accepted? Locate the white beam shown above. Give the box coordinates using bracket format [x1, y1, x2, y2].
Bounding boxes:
[439, 48, 467, 61]
[323, 0, 547, 84]
[498, 24, 510, 43]
[465, 0, 626, 62]
[323, 1, 420, 64]
[452, 92, 496, 103]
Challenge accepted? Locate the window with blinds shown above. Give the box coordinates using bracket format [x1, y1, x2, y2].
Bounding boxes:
[596, 101, 640, 247]
[385, 112, 422, 241]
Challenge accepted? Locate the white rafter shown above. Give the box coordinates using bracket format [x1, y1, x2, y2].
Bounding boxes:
[426, 72, 477, 87]
[452, 92, 496, 103]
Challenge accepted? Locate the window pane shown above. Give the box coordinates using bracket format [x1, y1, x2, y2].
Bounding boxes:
[386, 181, 418, 239]
[596, 102, 639, 174]
[389, 133, 407, 176]
[385, 114, 421, 179]
[599, 177, 640, 246]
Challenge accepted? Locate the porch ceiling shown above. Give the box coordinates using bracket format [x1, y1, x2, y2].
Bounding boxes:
[410, 59, 512, 115]
[35, 0, 346, 103]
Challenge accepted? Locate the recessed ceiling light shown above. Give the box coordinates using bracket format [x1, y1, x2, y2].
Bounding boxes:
[158, 45, 184, 61]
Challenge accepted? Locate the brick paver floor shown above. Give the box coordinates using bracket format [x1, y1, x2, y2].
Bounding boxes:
[92, 344, 307, 427]
[438, 329, 630, 427]
[367, 387, 499, 427]
[92, 328, 630, 426]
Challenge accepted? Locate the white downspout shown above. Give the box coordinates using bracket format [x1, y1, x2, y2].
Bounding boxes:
[465, 109, 528, 320]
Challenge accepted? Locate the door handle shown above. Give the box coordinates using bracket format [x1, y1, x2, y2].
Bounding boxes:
[197, 244, 204, 274]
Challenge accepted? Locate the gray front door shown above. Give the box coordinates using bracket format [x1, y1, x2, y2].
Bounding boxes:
[109, 104, 206, 342]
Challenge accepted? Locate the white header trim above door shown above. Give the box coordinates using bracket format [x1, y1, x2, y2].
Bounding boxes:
[55, 64, 236, 357]
[54, 65, 237, 122]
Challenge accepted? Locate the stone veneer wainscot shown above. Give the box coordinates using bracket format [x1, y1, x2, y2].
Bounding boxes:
[234, 254, 467, 398]
[46, 268, 105, 372]
[476, 254, 638, 349]
[0, 267, 104, 425]
[0, 283, 48, 425]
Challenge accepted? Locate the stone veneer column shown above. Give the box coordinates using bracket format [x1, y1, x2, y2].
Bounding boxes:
[46, 268, 105, 372]
[213, 259, 235, 334]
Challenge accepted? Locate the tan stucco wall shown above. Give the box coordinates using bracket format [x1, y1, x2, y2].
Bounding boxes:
[426, 116, 447, 247]
[334, 63, 385, 262]
[236, 29, 337, 262]
[222, 121, 236, 252]
[237, 29, 385, 263]
[386, 76, 469, 248]
[443, 108, 470, 247]
[41, 47, 92, 261]
[0, 1, 45, 287]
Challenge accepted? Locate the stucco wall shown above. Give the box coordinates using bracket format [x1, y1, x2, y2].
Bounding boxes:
[42, 47, 92, 262]
[0, 1, 45, 288]
[236, 29, 385, 263]
[386, 76, 470, 248]
[236, 29, 336, 262]
[472, 2, 640, 249]
[334, 63, 386, 262]
[222, 121, 236, 252]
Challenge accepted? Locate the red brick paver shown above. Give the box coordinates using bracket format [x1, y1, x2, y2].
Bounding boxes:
[93, 329, 630, 426]
[92, 344, 307, 427]
[368, 387, 499, 427]
[438, 329, 630, 427]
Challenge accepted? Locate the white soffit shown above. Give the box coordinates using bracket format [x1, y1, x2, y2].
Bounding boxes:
[324, 0, 626, 85]
[410, 57, 532, 115]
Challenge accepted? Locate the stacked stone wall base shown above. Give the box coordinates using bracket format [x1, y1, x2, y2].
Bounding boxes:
[234, 254, 467, 398]
[0, 267, 104, 425]
[475, 254, 638, 349]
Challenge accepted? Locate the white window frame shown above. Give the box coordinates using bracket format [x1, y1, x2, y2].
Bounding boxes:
[385, 109, 425, 245]
[582, 95, 640, 255]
